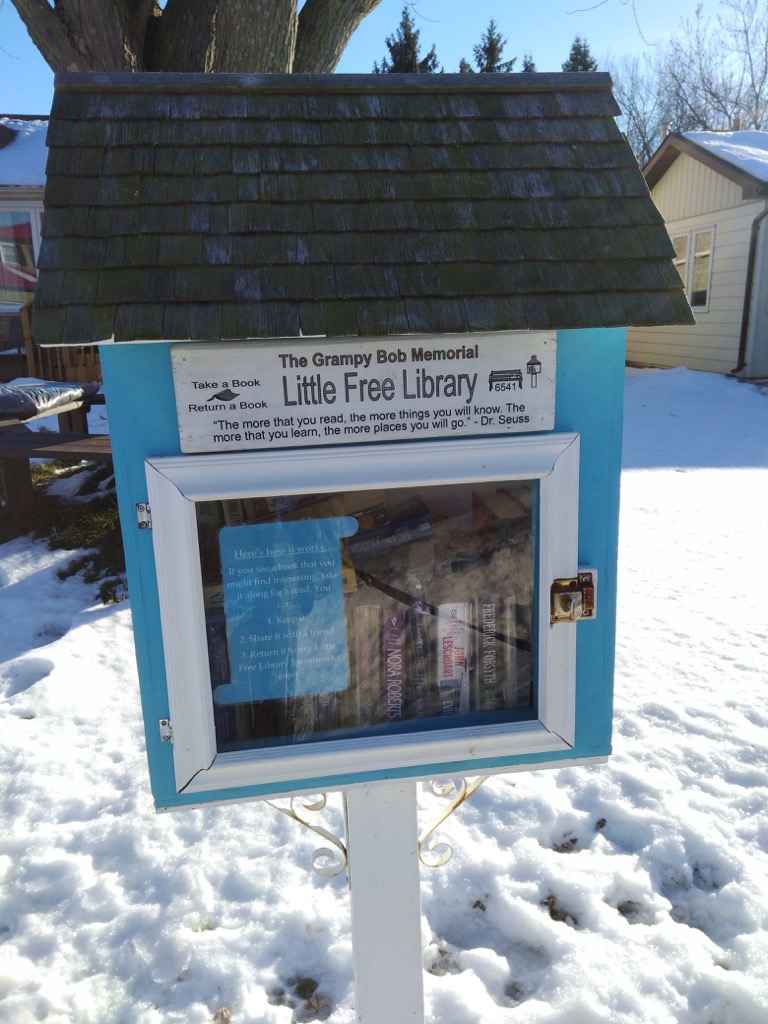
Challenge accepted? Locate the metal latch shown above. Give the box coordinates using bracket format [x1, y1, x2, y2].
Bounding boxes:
[136, 502, 152, 530]
[159, 719, 173, 743]
[550, 571, 597, 624]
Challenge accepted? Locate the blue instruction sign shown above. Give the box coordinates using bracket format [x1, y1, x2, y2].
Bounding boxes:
[215, 517, 358, 704]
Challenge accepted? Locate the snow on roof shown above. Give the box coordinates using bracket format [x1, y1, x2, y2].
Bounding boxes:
[683, 129, 768, 183]
[0, 116, 48, 188]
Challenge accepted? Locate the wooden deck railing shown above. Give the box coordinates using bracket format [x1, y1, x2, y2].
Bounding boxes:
[20, 301, 101, 384]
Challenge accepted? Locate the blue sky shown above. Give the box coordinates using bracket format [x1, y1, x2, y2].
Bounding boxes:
[1, 0, 702, 115]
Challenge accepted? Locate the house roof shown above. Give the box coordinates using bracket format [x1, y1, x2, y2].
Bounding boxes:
[645, 130, 768, 197]
[34, 72, 693, 346]
[0, 115, 48, 189]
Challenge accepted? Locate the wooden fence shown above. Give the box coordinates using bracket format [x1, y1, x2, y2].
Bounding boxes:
[20, 301, 101, 384]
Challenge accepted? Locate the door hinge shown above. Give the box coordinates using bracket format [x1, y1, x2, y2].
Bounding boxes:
[550, 570, 597, 624]
[159, 718, 173, 743]
[136, 502, 152, 530]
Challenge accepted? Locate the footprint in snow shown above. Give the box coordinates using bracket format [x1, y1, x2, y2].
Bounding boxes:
[3, 657, 54, 697]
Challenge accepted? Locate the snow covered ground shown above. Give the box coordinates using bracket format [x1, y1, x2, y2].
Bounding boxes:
[1, 367, 766, 1024]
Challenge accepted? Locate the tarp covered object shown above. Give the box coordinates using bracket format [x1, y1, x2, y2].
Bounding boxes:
[0, 381, 99, 423]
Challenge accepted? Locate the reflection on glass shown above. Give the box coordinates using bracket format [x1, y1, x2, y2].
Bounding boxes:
[0, 212, 36, 306]
[672, 234, 688, 284]
[691, 230, 712, 307]
[196, 480, 536, 751]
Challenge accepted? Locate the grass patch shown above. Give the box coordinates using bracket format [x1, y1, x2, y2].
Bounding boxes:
[0, 460, 126, 604]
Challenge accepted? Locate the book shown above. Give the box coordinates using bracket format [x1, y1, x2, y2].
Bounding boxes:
[382, 610, 406, 722]
[508, 594, 534, 708]
[346, 497, 433, 559]
[314, 688, 339, 733]
[206, 605, 236, 744]
[356, 605, 381, 725]
[341, 548, 357, 594]
[242, 496, 272, 522]
[290, 696, 321, 741]
[474, 597, 514, 713]
[472, 486, 530, 531]
[406, 603, 431, 719]
[221, 498, 246, 525]
[437, 602, 471, 716]
[196, 500, 224, 584]
[352, 498, 389, 533]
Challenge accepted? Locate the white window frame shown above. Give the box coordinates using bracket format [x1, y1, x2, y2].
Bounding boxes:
[0, 201, 43, 314]
[146, 433, 581, 797]
[0, 240, 19, 263]
[672, 226, 715, 313]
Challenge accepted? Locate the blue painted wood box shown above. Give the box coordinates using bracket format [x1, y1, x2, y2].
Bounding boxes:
[34, 72, 691, 809]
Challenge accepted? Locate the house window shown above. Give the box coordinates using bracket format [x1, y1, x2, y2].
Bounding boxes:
[0, 207, 43, 311]
[671, 228, 714, 312]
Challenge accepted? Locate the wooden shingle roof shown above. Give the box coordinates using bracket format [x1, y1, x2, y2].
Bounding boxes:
[34, 72, 693, 346]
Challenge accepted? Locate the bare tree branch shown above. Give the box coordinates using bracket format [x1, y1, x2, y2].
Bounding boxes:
[10, 0, 90, 71]
[294, 0, 383, 73]
[11, 0, 383, 74]
[607, 0, 768, 161]
[9, 0, 159, 71]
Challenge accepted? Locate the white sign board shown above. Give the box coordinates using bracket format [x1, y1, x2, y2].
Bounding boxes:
[171, 333, 555, 453]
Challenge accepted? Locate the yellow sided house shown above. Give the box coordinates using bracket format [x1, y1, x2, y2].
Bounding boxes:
[627, 130, 768, 378]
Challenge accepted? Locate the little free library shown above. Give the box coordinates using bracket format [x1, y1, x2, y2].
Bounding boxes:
[33, 71, 691, 810]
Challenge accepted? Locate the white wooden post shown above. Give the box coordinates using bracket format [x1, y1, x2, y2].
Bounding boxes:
[345, 781, 424, 1023]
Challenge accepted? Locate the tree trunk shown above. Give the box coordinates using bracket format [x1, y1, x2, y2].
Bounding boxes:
[10, 0, 384, 74]
[295, 0, 382, 73]
[145, 0, 298, 73]
[11, 0, 156, 72]
[144, 0, 218, 72]
[212, 0, 297, 73]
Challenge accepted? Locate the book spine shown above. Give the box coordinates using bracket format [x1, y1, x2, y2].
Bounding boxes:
[315, 689, 339, 732]
[242, 496, 271, 522]
[356, 605, 382, 725]
[382, 611, 406, 722]
[222, 499, 246, 525]
[196, 500, 224, 583]
[346, 512, 434, 558]
[206, 607, 235, 743]
[507, 595, 533, 708]
[206, 611, 230, 689]
[406, 605, 430, 719]
[475, 597, 509, 713]
[437, 603, 471, 716]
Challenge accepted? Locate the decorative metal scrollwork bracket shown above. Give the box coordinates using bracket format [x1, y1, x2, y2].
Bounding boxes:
[268, 777, 492, 877]
[266, 794, 348, 877]
[418, 776, 491, 868]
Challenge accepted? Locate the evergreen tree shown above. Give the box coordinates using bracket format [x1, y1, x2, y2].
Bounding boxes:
[458, 57, 474, 73]
[562, 36, 598, 72]
[373, 6, 439, 73]
[521, 54, 536, 73]
[472, 18, 516, 73]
